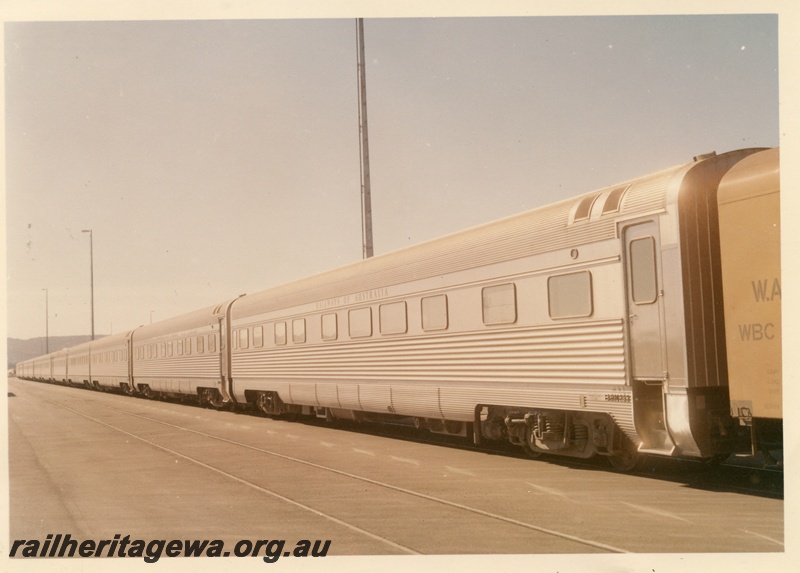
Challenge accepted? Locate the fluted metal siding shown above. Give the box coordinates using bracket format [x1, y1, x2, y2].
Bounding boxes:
[231, 319, 635, 438]
[233, 320, 625, 383]
[132, 353, 220, 394]
[91, 338, 130, 387]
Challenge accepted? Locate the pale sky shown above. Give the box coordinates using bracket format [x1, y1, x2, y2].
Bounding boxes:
[2, 7, 784, 340]
[2, 6, 799, 573]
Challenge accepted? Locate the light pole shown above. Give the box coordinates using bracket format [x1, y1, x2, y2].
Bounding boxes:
[356, 18, 374, 259]
[82, 229, 95, 340]
[42, 288, 49, 354]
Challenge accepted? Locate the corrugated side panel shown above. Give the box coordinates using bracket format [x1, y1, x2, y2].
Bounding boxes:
[357, 384, 392, 413]
[134, 354, 220, 387]
[336, 384, 361, 410]
[620, 169, 678, 214]
[391, 385, 442, 419]
[315, 383, 339, 409]
[232, 319, 632, 436]
[233, 319, 625, 384]
[288, 383, 317, 406]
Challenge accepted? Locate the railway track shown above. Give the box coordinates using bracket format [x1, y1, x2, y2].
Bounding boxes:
[9, 378, 784, 554]
[22, 377, 785, 500]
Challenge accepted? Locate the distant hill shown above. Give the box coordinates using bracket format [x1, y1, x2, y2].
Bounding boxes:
[7, 335, 107, 370]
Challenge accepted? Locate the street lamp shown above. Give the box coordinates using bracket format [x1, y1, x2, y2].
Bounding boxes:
[82, 229, 94, 340]
[42, 288, 49, 354]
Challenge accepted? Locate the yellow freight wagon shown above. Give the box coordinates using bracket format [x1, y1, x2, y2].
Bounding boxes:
[717, 147, 781, 453]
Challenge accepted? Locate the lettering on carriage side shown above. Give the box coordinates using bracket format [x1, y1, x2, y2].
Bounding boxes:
[738, 322, 776, 341]
[751, 278, 781, 303]
[315, 295, 351, 310]
[354, 287, 389, 303]
[604, 394, 631, 403]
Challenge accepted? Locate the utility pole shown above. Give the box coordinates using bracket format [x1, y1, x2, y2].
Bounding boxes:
[82, 229, 95, 340]
[356, 18, 374, 259]
[42, 288, 49, 354]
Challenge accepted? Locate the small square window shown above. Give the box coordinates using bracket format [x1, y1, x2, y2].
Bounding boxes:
[293, 319, 306, 343]
[322, 313, 338, 341]
[548, 271, 593, 318]
[380, 301, 407, 335]
[275, 322, 287, 346]
[482, 283, 517, 325]
[421, 295, 448, 331]
[349, 307, 372, 338]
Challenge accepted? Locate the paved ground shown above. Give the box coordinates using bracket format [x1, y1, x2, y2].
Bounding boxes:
[5, 377, 787, 572]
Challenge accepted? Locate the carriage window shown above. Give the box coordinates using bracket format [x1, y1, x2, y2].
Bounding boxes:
[322, 313, 338, 341]
[380, 301, 407, 335]
[178, 340, 184, 355]
[548, 271, 593, 318]
[167, 341, 173, 357]
[482, 283, 517, 325]
[208, 334, 216, 353]
[293, 319, 306, 344]
[349, 307, 373, 338]
[197, 336, 205, 354]
[239, 328, 250, 349]
[185, 338, 192, 355]
[253, 326, 264, 348]
[275, 322, 287, 346]
[421, 294, 448, 331]
[630, 237, 658, 304]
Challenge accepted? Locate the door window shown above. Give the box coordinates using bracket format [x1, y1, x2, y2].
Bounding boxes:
[629, 237, 658, 304]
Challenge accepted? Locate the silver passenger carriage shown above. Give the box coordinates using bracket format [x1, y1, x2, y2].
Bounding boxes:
[130, 301, 236, 406]
[67, 341, 92, 388]
[14, 147, 779, 469]
[226, 148, 765, 468]
[88, 330, 135, 393]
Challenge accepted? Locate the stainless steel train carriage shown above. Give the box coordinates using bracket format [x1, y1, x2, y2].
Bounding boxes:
[130, 301, 238, 406]
[52, 348, 69, 384]
[66, 341, 92, 387]
[88, 330, 134, 392]
[15, 147, 782, 470]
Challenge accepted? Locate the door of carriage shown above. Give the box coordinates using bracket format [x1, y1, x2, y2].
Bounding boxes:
[622, 219, 673, 453]
[623, 220, 666, 378]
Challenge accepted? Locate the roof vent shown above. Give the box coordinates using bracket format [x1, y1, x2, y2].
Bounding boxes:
[573, 193, 600, 222]
[693, 151, 717, 162]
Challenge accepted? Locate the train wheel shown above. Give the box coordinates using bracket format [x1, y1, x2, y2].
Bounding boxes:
[201, 388, 224, 409]
[607, 448, 645, 471]
[522, 426, 543, 459]
[522, 442, 543, 459]
[704, 454, 730, 466]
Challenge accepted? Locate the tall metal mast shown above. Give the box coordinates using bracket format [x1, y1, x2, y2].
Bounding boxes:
[356, 18, 374, 259]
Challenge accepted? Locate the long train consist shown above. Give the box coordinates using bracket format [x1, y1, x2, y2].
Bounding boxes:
[16, 147, 782, 470]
